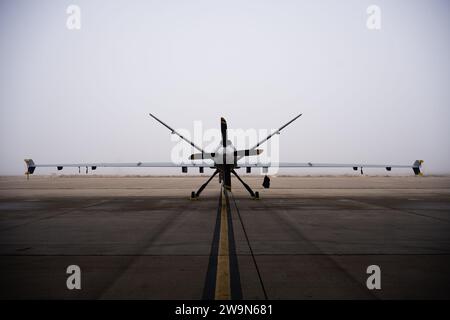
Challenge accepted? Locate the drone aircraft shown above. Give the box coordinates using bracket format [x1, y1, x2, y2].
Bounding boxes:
[24, 113, 423, 199]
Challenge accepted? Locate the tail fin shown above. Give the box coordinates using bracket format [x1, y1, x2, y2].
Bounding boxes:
[412, 160, 424, 176]
[24, 159, 36, 174]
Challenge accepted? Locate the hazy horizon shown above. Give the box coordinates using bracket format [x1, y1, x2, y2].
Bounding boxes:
[1, 0, 449, 176]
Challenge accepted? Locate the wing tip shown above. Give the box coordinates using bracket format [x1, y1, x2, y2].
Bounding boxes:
[413, 160, 424, 176]
[24, 159, 36, 174]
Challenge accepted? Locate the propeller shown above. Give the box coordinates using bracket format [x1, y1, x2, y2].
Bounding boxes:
[221, 117, 227, 148]
[220, 118, 231, 190]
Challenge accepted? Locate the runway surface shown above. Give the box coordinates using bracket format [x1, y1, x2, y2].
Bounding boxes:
[0, 175, 449, 299]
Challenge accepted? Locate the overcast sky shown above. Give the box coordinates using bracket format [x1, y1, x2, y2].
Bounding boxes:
[0, 0, 449, 175]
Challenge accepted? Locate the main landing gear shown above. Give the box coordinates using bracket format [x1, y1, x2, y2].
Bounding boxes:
[190, 169, 260, 200]
[190, 170, 219, 200]
[231, 169, 259, 199]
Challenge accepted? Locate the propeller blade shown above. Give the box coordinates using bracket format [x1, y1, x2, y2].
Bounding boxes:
[189, 152, 215, 160]
[221, 117, 227, 148]
[234, 149, 263, 157]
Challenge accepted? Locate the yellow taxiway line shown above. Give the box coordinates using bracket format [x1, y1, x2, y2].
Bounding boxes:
[214, 186, 231, 299]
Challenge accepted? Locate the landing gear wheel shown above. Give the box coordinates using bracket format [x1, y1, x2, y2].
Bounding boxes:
[254, 191, 260, 200]
[190, 191, 198, 200]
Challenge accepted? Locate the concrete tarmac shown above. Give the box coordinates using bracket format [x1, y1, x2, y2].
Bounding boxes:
[0, 175, 449, 299]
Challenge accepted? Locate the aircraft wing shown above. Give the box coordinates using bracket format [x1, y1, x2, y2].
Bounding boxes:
[237, 160, 424, 175]
[24, 159, 214, 175]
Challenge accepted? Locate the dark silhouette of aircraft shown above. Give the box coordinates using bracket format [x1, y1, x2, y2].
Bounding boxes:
[25, 114, 423, 199]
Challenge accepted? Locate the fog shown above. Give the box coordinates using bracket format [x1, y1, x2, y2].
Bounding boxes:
[1, 0, 449, 176]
